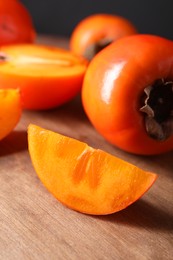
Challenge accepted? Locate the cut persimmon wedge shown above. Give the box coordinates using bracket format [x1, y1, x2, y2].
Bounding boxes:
[0, 44, 88, 110]
[0, 89, 21, 140]
[28, 124, 157, 215]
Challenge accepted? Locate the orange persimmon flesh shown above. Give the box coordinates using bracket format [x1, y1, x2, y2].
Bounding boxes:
[0, 44, 88, 110]
[0, 89, 21, 140]
[28, 124, 157, 215]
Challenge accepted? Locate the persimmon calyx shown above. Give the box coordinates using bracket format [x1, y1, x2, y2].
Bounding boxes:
[140, 78, 173, 141]
[84, 38, 112, 60]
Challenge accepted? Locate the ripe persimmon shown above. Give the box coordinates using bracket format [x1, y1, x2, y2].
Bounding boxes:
[82, 34, 173, 155]
[70, 13, 137, 60]
[0, 0, 36, 45]
[0, 44, 88, 110]
[28, 124, 157, 215]
[0, 89, 21, 141]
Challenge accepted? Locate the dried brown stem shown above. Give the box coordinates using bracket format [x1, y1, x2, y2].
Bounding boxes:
[140, 79, 173, 141]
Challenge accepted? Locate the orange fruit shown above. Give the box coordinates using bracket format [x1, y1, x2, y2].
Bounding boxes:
[70, 13, 137, 60]
[0, 89, 21, 140]
[28, 124, 157, 215]
[0, 44, 88, 110]
[0, 0, 36, 46]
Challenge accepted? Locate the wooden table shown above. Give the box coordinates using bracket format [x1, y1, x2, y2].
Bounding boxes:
[0, 36, 173, 260]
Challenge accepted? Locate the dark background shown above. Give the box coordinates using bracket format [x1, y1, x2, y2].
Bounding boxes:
[21, 0, 173, 40]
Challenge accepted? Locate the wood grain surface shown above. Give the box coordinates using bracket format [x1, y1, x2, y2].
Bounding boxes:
[0, 36, 173, 260]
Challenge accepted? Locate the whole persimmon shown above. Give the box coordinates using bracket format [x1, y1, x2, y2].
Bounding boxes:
[82, 34, 173, 155]
[70, 13, 137, 60]
[0, 0, 36, 45]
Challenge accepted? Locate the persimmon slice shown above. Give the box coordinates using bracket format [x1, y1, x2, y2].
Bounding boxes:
[0, 89, 21, 140]
[0, 44, 88, 109]
[28, 124, 157, 215]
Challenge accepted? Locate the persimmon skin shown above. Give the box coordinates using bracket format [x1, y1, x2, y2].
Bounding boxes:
[0, 0, 36, 45]
[0, 89, 21, 140]
[82, 34, 173, 155]
[28, 124, 157, 215]
[70, 13, 137, 60]
[0, 44, 88, 110]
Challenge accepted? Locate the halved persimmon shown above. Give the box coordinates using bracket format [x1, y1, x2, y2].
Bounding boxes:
[0, 89, 21, 141]
[0, 44, 88, 109]
[70, 13, 137, 60]
[28, 124, 157, 215]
